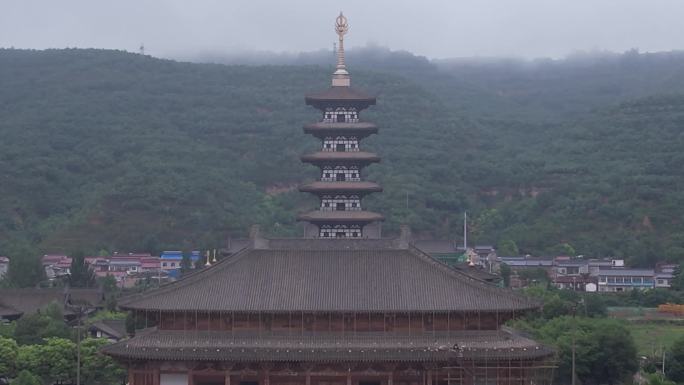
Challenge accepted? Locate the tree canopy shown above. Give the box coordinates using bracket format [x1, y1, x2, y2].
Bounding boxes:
[1, 48, 684, 262]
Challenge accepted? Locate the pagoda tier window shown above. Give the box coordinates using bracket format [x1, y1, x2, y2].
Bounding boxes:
[320, 195, 362, 211]
[321, 166, 360, 182]
[322, 107, 359, 123]
[319, 224, 362, 238]
[322, 136, 359, 152]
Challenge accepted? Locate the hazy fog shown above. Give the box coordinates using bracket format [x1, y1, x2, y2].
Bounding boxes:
[1, 0, 682, 60]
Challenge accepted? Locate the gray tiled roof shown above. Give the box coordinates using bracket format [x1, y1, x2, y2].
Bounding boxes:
[0, 302, 22, 318]
[598, 268, 654, 276]
[412, 240, 458, 254]
[0, 288, 104, 316]
[90, 319, 127, 340]
[119, 240, 537, 312]
[102, 329, 552, 362]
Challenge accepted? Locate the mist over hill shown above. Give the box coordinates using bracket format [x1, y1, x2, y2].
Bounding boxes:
[1, 47, 684, 266]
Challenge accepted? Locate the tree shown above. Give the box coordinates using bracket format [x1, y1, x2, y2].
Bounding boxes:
[81, 338, 126, 385]
[517, 268, 550, 286]
[99, 275, 118, 294]
[15, 345, 41, 377]
[16, 338, 75, 383]
[4, 243, 44, 288]
[0, 322, 15, 339]
[39, 338, 76, 383]
[536, 317, 638, 385]
[13, 302, 71, 345]
[671, 263, 684, 291]
[180, 253, 193, 276]
[666, 335, 684, 382]
[552, 242, 576, 256]
[12, 370, 41, 385]
[499, 263, 511, 288]
[497, 239, 519, 256]
[69, 252, 95, 288]
[0, 337, 18, 377]
[646, 373, 676, 385]
[582, 294, 607, 317]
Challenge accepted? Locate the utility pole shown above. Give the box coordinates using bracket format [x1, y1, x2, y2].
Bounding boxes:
[463, 211, 468, 250]
[77, 309, 81, 385]
[572, 304, 577, 385]
[66, 303, 88, 385]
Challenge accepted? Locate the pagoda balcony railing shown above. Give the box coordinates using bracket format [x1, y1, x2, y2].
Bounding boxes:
[321, 176, 361, 182]
[322, 147, 360, 152]
[319, 206, 363, 211]
[322, 117, 360, 124]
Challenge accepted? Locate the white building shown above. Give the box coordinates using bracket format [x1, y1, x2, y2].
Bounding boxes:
[597, 268, 655, 292]
[0, 256, 8, 278]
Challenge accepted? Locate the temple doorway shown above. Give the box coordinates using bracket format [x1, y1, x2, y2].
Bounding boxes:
[192, 374, 225, 385]
[359, 382, 381, 385]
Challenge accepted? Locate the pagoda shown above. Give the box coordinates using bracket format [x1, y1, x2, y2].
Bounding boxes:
[299, 13, 383, 239]
[103, 13, 555, 385]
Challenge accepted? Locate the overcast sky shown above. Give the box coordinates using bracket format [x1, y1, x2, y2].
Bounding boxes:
[1, 0, 682, 60]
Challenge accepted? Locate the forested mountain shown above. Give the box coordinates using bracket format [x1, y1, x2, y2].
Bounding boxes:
[1, 48, 684, 266]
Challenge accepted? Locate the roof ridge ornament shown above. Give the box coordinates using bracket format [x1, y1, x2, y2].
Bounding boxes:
[332, 12, 351, 87]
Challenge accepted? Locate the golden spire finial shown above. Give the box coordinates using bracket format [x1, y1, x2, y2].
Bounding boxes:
[332, 12, 351, 87]
[335, 12, 349, 39]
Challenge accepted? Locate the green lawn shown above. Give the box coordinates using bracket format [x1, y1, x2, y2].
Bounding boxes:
[628, 322, 684, 357]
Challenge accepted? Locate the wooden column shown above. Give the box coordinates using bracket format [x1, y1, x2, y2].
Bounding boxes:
[426, 370, 432, 385]
[346, 370, 352, 385]
[387, 372, 394, 385]
[224, 372, 231, 385]
[305, 370, 311, 385]
[263, 368, 270, 385]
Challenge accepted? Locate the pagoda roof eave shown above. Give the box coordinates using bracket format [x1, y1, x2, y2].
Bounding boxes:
[305, 87, 377, 110]
[299, 181, 383, 194]
[102, 329, 554, 362]
[301, 151, 380, 164]
[297, 210, 384, 223]
[303, 122, 379, 138]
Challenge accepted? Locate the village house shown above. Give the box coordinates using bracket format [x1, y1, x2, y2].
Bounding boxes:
[597, 268, 656, 292]
[160, 250, 201, 278]
[655, 263, 676, 288]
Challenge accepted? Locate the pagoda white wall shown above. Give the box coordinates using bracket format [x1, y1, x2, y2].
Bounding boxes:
[321, 166, 360, 181]
[322, 136, 359, 152]
[320, 195, 361, 211]
[323, 107, 359, 123]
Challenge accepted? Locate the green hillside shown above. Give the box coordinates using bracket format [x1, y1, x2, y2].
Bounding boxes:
[1, 48, 684, 265]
